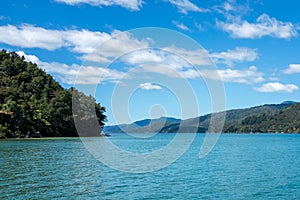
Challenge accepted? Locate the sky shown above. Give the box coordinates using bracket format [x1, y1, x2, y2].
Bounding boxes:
[0, 0, 300, 125]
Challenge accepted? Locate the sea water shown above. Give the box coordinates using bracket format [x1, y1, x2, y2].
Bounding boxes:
[1, 134, 300, 199]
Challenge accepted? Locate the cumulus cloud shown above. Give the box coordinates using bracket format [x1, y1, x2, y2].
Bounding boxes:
[118, 47, 210, 71]
[255, 82, 298, 93]
[172, 21, 190, 31]
[139, 83, 162, 90]
[282, 64, 300, 74]
[0, 25, 151, 64]
[0, 24, 259, 68]
[210, 47, 258, 66]
[64, 29, 111, 54]
[83, 30, 150, 63]
[167, 0, 208, 14]
[54, 0, 143, 11]
[201, 66, 264, 84]
[139, 64, 196, 79]
[16, 50, 40, 64]
[0, 24, 111, 52]
[217, 14, 298, 39]
[139, 63, 264, 84]
[162, 46, 258, 68]
[117, 46, 261, 83]
[0, 25, 64, 50]
[163, 46, 211, 67]
[16, 51, 125, 84]
[123, 49, 163, 65]
[16, 50, 265, 85]
[6, 25, 264, 86]
[90, 45, 257, 73]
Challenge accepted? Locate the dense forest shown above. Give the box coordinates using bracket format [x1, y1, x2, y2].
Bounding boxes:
[225, 102, 300, 133]
[161, 102, 300, 133]
[0, 50, 106, 138]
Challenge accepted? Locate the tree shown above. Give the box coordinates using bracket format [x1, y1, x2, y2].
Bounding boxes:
[0, 49, 106, 138]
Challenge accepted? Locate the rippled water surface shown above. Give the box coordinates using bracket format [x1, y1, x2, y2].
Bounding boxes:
[1, 134, 300, 199]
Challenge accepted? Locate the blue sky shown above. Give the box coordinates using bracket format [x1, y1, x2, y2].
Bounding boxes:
[0, 0, 300, 125]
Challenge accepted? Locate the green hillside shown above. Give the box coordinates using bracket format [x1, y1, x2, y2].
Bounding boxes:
[0, 50, 106, 138]
[104, 102, 300, 134]
[162, 102, 300, 133]
[232, 103, 300, 133]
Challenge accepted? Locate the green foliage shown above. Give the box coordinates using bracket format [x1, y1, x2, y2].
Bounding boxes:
[0, 49, 106, 138]
[151, 102, 300, 133]
[223, 103, 300, 133]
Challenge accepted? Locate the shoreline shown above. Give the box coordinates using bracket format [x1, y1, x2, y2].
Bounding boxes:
[1, 132, 299, 140]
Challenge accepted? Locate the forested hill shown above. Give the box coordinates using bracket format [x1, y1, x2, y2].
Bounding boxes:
[159, 102, 300, 133]
[0, 50, 106, 138]
[104, 102, 300, 134]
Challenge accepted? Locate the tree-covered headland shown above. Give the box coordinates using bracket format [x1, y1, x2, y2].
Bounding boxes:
[0, 50, 106, 138]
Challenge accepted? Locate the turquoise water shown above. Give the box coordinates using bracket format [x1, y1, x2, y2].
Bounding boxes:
[1, 134, 300, 199]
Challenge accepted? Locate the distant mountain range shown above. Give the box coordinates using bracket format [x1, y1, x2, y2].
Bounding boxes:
[104, 101, 300, 134]
[104, 117, 180, 133]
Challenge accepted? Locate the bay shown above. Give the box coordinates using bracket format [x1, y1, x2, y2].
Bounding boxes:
[1, 134, 300, 199]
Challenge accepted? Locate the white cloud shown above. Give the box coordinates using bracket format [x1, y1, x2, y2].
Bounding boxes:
[210, 47, 258, 66]
[167, 0, 208, 14]
[139, 83, 162, 90]
[255, 82, 298, 93]
[123, 49, 163, 65]
[283, 64, 300, 74]
[83, 30, 150, 63]
[0, 24, 259, 69]
[16, 50, 265, 85]
[217, 14, 298, 39]
[8, 27, 263, 86]
[64, 29, 111, 54]
[0, 25, 64, 50]
[118, 47, 209, 71]
[163, 46, 211, 67]
[218, 66, 264, 83]
[16, 51, 125, 84]
[163, 46, 258, 68]
[215, 0, 251, 18]
[122, 46, 261, 82]
[0, 24, 111, 52]
[173, 21, 190, 31]
[16, 50, 40, 64]
[222, 1, 235, 12]
[180, 69, 202, 79]
[0, 25, 150, 64]
[201, 66, 264, 84]
[54, 0, 143, 11]
[139, 64, 191, 79]
[139, 63, 264, 84]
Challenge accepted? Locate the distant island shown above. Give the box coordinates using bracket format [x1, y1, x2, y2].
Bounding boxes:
[104, 101, 300, 134]
[0, 50, 106, 138]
